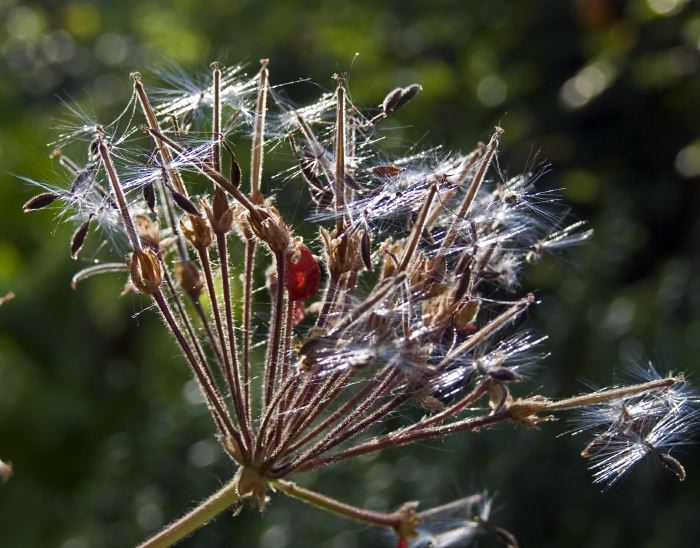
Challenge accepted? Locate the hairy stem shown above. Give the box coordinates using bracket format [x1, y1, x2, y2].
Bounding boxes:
[138, 479, 242, 548]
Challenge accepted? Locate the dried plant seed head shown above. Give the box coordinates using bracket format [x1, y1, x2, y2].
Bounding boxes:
[129, 249, 163, 295]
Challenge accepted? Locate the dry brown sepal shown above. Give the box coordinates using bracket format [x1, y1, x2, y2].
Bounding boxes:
[506, 395, 555, 427]
[180, 214, 213, 251]
[453, 299, 480, 331]
[235, 466, 267, 510]
[129, 249, 163, 295]
[135, 214, 160, 251]
[248, 205, 290, 253]
[379, 239, 403, 280]
[393, 501, 421, 539]
[223, 435, 247, 465]
[409, 253, 447, 299]
[320, 227, 362, 278]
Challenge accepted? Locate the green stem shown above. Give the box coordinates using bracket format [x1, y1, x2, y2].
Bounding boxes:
[270, 480, 401, 530]
[138, 479, 242, 548]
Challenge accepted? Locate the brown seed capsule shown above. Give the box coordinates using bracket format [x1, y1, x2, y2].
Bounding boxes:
[300, 157, 325, 191]
[372, 165, 405, 179]
[488, 367, 523, 382]
[343, 173, 361, 190]
[71, 164, 97, 193]
[171, 190, 200, 216]
[143, 181, 156, 212]
[315, 190, 333, 213]
[381, 84, 422, 113]
[361, 230, 372, 271]
[230, 159, 241, 188]
[580, 432, 614, 458]
[494, 526, 519, 548]
[658, 452, 686, 481]
[70, 216, 92, 259]
[23, 192, 60, 212]
[381, 87, 404, 113]
[394, 83, 422, 110]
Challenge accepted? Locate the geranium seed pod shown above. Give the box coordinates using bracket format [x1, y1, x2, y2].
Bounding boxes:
[23, 192, 60, 211]
[361, 230, 372, 271]
[171, 190, 200, 216]
[230, 159, 241, 188]
[70, 216, 92, 259]
[143, 181, 156, 212]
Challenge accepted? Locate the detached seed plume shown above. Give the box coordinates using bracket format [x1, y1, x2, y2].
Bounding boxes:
[22, 59, 698, 547]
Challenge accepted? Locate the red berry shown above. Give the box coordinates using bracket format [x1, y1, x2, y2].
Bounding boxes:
[284, 243, 321, 301]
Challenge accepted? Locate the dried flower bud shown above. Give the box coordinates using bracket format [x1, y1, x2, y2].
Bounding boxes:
[174, 260, 203, 299]
[180, 213, 213, 251]
[129, 249, 163, 295]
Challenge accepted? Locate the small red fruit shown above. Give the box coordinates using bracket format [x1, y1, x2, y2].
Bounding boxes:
[284, 243, 321, 301]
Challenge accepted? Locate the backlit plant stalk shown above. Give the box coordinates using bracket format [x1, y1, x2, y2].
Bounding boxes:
[22, 59, 698, 547]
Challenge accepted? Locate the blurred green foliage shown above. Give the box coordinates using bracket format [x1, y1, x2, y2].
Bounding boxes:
[1, 0, 699, 546]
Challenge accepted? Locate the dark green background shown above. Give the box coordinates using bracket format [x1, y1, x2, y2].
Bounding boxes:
[1, 0, 699, 546]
